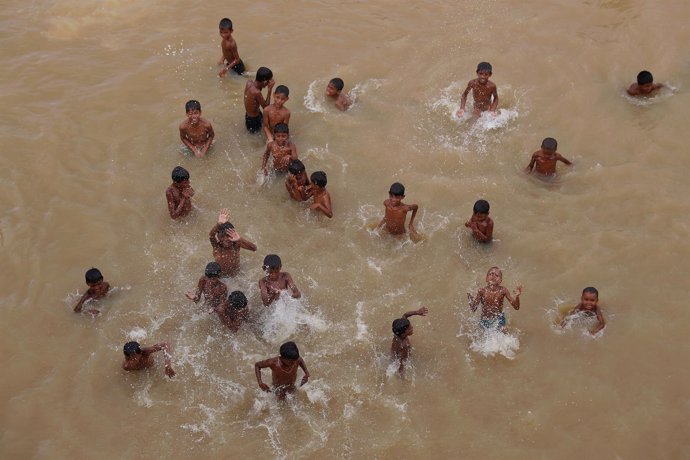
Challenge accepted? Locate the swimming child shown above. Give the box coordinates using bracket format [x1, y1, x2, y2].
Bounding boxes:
[465, 199, 493, 243]
[627, 70, 665, 96]
[179, 100, 215, 158]
[391, 306, 429, 375]
[285, 159, 312, 202]
[524, 137, 572, 177]
[308, 171, 333, 218]
[259, 254, 301, 306]
[122, 341, 175, 378]
[209, 208, 257, 277]
[262, 85, 290, 142]
[214, 290, 249, 332]
[325, 77, 352, 111]
[468, 267, 522, 332]
[560, 287, 606, 335]
[254, 341, 310, 400]
[376, 182, 419, 238]
[185, 262, 228, 311]
[244, 67, 275, 133]
[217, 18, 245, 77]
[165, 166, 194, 219]
[73, 268, 110, 314]
[261, 123, 297, 175]
[456, 62, 499, 117]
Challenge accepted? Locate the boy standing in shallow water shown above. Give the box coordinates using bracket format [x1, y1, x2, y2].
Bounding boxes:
[214, 290, 249, 332]
[308, 171, 333, 218]
[391, 307, 429, 375]
[208, 209, 257, 277]
[255, 341, 310, 400]
[73, 268, 110, 314]
[185, 262, 228, 312]
[468, 267, 522, 331]
[217, 18, 245, 77]
[465, 199, 493, 243]
[456, 62, 499, 117]
[165, 166, 194, 219]
[285, 159, 312, 202]
[259, 254, 301, 306]
[627, 70, 664, 96]
[261, 123, 297, 175]
[376, 182, 419, 238]
[325, 77, 352, 111]
[122, 341, 175, 378]
[560, 287, 606, 335]
[525, 137, 572, 177]
[263, 85, 291, 142]
[244, 67, 274, 134]
[179, 100, 214, 158]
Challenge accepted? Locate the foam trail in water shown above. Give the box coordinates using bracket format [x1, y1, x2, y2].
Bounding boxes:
[260, 293, 328, 343]
[304, 80, 326, 113]
[469, 328, 520, 359]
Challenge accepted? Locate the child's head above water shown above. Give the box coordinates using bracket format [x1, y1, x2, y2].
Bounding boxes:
[256, 67, 273, 82]
[279, 341, 300, 360]
[171, 166, 190, 183]
[85, 268, 103, 285]
[274, 85, 290, 98]
[477, 62, 493, 74]
[310, 171, 327, 188]
[205, 261, 222, 278]
[288, 159, 305, 175]
[581, 286, 599, 310]
[228, 290, 248, 310]
[637, 70, 653, 86]
[326, 78, 345, 96]
[263, 254, 282, 271]
[273, 123, 289, 135]
[219, 17, 233, 31]
[473, 199, 490, 215]
[389, 182, 405, 197]
[392, 318, 411, 337]
[185, 100, 201, 113]
[123, 341, 142, 357]
[541, 137, 558, 151]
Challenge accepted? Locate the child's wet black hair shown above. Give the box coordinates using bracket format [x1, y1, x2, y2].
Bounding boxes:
[389, 182, 405, 196]
[273, 123, 289, 134]
[263, 254, 281, 270]
[288, 159, 305, 175]
[477, 61, 492, 73]
[228, 291, 248, 310]
[171, 166, 189, 182]
[582, 287, 599, 297]
[256, 67, 273, 82]
[311, 171, 327, 187]
[218, 222, 235, 234]
[279, 341, 300, 360]
[637, 70, 653, 85]
[123, 341, 141, 356]
[185, 100, 201, 112]
[205, 262, 222, 278]
[219, 17, 233, 30]
[329, 77, 344, 91]
[85, 268, 103, 284]
[541, 137, 558, 151]
[473, 199, 490, 214]
[392, 318, 411, 337]
[274, 85, 289, 97]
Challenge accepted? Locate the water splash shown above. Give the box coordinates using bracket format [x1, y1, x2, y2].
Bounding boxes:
[259, 293, 328, 344]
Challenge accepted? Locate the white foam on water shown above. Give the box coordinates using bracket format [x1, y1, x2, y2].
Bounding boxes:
[366, 259, 382, 275]
[622, 83, 677, 106]
[260, 293, 328, 344]
[354, 301, 369, 341]
[469, 327, 520, 359]
[127, 327, 148, 342]
[304, 379, 331, 406]
[134, 380, 153, 408]
[348, 79, 385, 106]
[304, 80, 326, 113]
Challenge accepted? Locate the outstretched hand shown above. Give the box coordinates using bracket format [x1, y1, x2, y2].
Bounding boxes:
[259, 382, 270, 392]
[225, 228, 241, 242]
[416, 306, 429, 316]
[456, 108, 465, 117]
[218, 208, 231, 224]
[514, 285, 523, 297]
[164, 365, 176, 378]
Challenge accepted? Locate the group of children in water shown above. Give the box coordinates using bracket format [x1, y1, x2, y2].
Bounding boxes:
[70, 16, 668, 399]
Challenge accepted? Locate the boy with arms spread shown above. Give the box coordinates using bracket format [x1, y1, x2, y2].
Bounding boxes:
[308, 171, 333, 218]
[209, 208, 257, 277]
[285, 159, 312, 202]
[456, 62, 499, 117]
[391, 307, 429, 375]
[214, 290, 249, 332]
[627, 70, 664, 96]
[217, 18, 245, 77]
[376, 182, 419, 238]
[259, 254, 301, 306]
[166, 166, 194, 219]
[179, 100, 214, 158]
[261, 123, 297, 175]
[525, 137, 572, 176]
[185, 262, 228, 311]
[255, 341, 310, 400]
[73, 268, 110, 314]
[468, 267, 522, 331]
[244, 67, 275, 133]
[325, 77, 352, 111]
[560, 287, 606, 335]
[262, 85, 290, 142]
[465, 199, 493, 243]
[122, 341, 175, 378]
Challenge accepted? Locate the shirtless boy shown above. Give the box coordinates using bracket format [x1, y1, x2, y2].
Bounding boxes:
[325, 77, 352, 111]
[217, 18, 245, 77]
[214, 290, 249, 332]
[262, 85, 290, 142]
[209, 208, 257, 277]
[468, 267, 522, 331]
[185, 262, 228, 311]
[255, 341, 310, 400]
[73, 268, 110, 314]
[261, 123, 297, 175]
[627, 70, 665, 97]
[391, 306, 428, 375]
[244, 67, 274, 133]
[285, 159, 312, 202]
[166, 166, 194, 219]
[465, 199, 493, 243]
[308, 171, 333, 218]
[122, 341, 175, 378]
[560, 287, 606, 335]
[179, 100, 214, 158]
[376, 182, 419, 238]
[525, 137, 572, 176]
[456, 62, 499, 117]
[259, 254, 301, 306]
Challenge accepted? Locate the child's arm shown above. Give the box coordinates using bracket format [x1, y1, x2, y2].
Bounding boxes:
[468, 289, 483, 312]
[286, 273, 301, 299]
[590, 307, 606, 335]
[504, 286, 522, 310]
[199, 124, 215, 157]
[218, 41, 240, 77]
[290, 143, 298, 161]
[238, 236, 257, 251]
[402, 306, 429, 318]
[525, 153, 537, 173]
[284, 110, 291, 126]
[298, 358, 310, 386]
[310, 193, 333, 218]
[261, 143, 272, 175]
[254, 359, 273, 392]
[185, 277, 204, 303]
[407, 204, 419, 233]
[262, 108, 274, 142]
[167, 189, 188, 219]
[557, 153, 572, 166]
[559, 304, 580, 327]
[470, 220, 493, 242]
[489, 84, 499, 113]
[456, 82, 472, 116]
[144, 343, 175, 378]
[73, 290, 93, 313]
[179, 125, 201, 157]
[259, 279, 275, 306]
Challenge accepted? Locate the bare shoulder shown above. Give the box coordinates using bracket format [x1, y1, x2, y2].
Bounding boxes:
[179, 119, 189, 130]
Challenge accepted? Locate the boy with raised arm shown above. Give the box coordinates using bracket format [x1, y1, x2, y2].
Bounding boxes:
[325, 77, 352, 111]
[376, 182, 419, 238]
[217, 18, 245, 77]
[255, 341, 310, 400]
[456, 62, 499, 117]
[262, 85, 290, 142]
[261, 123, 297, 175]
[214, 290, 249, 332]
[560, 287, 606, 335]
[465, 199, 493, 243]
[209, 208, 257, 277]
[185, 262, 228, 311]
[308, 171, 333, 218]
[391, 306, 429, 375]
[122, 341, 175, 378]
[525, 137, 572, 177]
[259, 254, 301, 306]
[627, 70, 665, 97]
[73, 268, 110, 314]
[165, 166, 194, 219]
[285, 159, 312, 202]
[179, 100, 214, 158]
[244, 67, 275, 134]
[468, 267, 522, 332]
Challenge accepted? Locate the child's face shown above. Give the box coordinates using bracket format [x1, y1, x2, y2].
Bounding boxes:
[175, 179, 190, 188]
[389, 193, 404, 205]
[325, 83, 339, 97]
[581, 292, 598, 310]
[274, 132, 289, 146]
[486, 268, 502, 286]
[186, 108, 201, 124]
[273, 93, 289, 108]
[219, 27, 232, 39]
[476, 69, 492, 84]
[266, 266, 281, 279]
[474, 212, 489, 222]
[405, 324, 414, 337]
